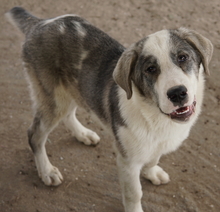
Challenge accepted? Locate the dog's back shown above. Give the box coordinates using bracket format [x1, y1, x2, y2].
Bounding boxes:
[6, 7, 127, 186]
[6, 7, 125, 124]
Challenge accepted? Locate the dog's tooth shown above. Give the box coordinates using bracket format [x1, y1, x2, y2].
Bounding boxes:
[175, 107, 190, 115]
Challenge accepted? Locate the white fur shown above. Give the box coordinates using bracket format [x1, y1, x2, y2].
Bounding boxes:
[64, 106, 100, 145]
[73, 21, 86, 37]
[115, 58, 205, 211]
[43, 14, 78, 25]
[35, 149, 63, 186]
[31, 117, 64, 186]
[74, 50, 88, 70]
[143, 30, 198, 114]
[58, 22, 66, 34]
[142, 165, 170, 185]
[34, 102, 100, 186]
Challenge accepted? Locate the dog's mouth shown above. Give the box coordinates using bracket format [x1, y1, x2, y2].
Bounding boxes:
[168, 101, 196, 122]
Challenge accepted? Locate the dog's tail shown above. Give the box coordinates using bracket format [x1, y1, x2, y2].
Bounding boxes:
[5, 7, 40, 35]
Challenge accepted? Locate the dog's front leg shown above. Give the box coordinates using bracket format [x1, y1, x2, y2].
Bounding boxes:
[117, 155, 143, 212]
[141, 157, 170, 186]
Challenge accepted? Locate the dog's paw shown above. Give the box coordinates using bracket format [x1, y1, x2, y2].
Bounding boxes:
[40, 166, 63, 186]
[75, 129, 100, 146]
[124, 203, 144, 212]
[142, 165, 170, 185]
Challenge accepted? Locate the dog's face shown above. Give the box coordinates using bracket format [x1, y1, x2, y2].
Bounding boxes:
[113, 28, 213, 122]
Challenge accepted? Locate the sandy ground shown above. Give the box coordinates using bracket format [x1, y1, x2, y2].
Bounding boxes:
[0, 0, 220, 212]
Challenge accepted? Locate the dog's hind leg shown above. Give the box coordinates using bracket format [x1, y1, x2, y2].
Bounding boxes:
[28, 109, 64, 186]
[64, 103, 100, 145]
[27, 82, 74, 186]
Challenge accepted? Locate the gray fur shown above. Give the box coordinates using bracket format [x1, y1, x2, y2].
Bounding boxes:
[7, 7, 127, 160]
[6, 7, 41, 34]
[169, 30, 202, 76]
[133, 54, 161, 99]
[169, 28, 213, 75]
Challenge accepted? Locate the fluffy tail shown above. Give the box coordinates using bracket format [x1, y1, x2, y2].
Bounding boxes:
[5, 7, 40, 34]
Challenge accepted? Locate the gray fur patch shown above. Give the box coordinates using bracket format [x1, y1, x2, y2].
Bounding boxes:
[132, 54, 160, 99]
[169, 30, 202, 76]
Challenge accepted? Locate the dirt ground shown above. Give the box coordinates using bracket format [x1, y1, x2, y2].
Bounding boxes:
[0, 0, 220, 212]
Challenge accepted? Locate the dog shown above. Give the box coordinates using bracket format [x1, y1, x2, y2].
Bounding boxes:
[6, 7, 213, 212]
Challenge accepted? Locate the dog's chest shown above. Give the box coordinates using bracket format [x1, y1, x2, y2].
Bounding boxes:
[118, 117, 191, 163]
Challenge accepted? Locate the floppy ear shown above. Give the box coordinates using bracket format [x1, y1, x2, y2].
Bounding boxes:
[113, 46, 138, 99]
[177, 28, 213, 75]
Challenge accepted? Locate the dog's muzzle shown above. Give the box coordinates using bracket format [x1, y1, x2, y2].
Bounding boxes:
[164, 85, 196, 122]
[168, 100, 196, 122]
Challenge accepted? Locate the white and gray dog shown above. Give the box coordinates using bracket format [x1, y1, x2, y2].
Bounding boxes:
[7, 7, 213, 212]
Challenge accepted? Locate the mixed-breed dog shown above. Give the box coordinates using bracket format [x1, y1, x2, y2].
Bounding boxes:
[6, 7, 213, 212]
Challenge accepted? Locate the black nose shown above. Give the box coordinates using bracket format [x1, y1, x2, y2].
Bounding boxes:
[167, 85, 188, 106]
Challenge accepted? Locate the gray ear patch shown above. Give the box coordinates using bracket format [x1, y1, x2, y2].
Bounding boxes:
[113, 47, 138, 99]
[171, 28, 213, 75]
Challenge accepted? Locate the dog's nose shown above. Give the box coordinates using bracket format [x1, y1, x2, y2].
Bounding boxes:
[167, 85, 188, 106]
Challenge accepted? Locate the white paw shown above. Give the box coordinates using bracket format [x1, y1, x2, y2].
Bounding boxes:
[143, 165, 170, 185]
[75, 129, 100, 146]
[40, 166, 63, 186]
[125, 204, 143, 212]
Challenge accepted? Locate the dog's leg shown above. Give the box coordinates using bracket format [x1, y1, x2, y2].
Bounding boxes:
[28, 111, 64, 186]
[141, 158, 170, 185]
[117, 155, 143, 212]
[64, 105, 100, 145]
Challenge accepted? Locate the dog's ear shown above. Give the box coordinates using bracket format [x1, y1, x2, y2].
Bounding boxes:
[113, 46, 138, 99]
[177, 28, 213, 75]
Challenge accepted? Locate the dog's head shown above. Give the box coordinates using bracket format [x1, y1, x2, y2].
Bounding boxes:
[113, 28, 213, 122]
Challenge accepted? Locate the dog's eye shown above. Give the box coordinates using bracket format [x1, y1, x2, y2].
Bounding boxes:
[178, 54, 188, 63]
[146, 66, 157, 74]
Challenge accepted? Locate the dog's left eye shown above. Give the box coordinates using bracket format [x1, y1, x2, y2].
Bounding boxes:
[146, 66, 157, 74]
[178, 54, 188, 63]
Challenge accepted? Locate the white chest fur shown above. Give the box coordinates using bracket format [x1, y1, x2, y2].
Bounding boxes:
[117, 87, 198, 165]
